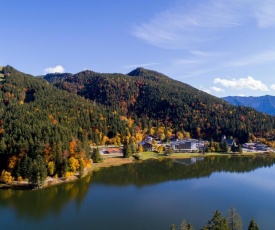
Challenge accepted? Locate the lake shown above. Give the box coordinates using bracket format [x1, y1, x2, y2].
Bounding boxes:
[0, 156, 275, 229]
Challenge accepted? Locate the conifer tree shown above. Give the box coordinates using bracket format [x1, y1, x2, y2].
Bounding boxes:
[29, 155, 47, 187]
[170, 224, 176, 230]
[92, 147, 103, 163]
[78, 158, 84, 177]
[123, 144, 132, 158]
[180, 219, 194, 230]
[206, 210, 230, 230]
[237, 145, 243, 153]
[130, 138, 137, 153]
[248, 219, 259, 230]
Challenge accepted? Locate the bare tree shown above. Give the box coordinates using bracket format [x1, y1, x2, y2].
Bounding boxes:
[180, 219, 194, 230]
[227, 207, 243, 230]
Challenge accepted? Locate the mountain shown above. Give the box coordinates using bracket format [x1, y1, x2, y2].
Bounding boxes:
[43, 67, 275, 143]
[223, 95, 275, 116]
[42, 72, 73, 83]
[0, 66, 129, 186]
[1, 65, 275, 186]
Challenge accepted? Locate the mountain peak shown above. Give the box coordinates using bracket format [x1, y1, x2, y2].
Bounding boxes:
[127, 67, 169, 82]
[43, 72, 73, 83]
[127, 67, 151, 76]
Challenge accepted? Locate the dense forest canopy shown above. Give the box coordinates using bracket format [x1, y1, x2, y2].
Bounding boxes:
[45, 67, 275, 143]
[0, 65, 275, 186]
[0, 66, 129, 186]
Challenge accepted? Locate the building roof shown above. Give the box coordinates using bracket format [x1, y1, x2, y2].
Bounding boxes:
[244, 143, 256, 146]
[138, 140, 153, 146]
[224, 139, 234, 146]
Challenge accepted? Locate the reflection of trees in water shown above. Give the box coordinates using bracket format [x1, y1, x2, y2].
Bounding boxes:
[0, 156, 274, 220]
[0, 174, 92, 219]
[92, 156, 275, 186]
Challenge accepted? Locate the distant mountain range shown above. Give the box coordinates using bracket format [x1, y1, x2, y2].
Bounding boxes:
[223, 95, 275, 116]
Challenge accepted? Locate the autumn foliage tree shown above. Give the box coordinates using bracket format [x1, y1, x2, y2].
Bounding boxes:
[1, 64, 275, 185]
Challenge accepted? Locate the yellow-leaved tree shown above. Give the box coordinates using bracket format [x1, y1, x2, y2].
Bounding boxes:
[68, 157, 79, 173]
[0, 170, 13, 184]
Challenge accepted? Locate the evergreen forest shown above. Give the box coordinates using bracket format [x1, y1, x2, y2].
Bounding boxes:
[0, 65, 275, 186]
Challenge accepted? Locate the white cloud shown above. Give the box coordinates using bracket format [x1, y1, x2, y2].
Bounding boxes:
[226, 50, 275, 67]
[211, 86, 225, 92]
[200, 88, 211, 94]
[180, 69, 213, 79]
[189, 50, 224, 57]
[199, 86, 224, 95]
[214, 76, 269, 91]
[252, 0, 275, 28]
[271, 84, 275, 90]
[133, 0, 275, 49]
[133, 1, 241, 49]
[44, 65, 65, 74]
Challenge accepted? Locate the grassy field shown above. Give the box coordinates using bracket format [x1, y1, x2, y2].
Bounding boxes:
[139, 151, 227, 160]
[140, 151, 163, 160]
[138, 150, 272, 160]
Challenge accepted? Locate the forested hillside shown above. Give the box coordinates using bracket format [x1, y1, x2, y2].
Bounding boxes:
[45, 67, 275, 143]
[0, 66, 129, 186]
[1, 65, 275, 186]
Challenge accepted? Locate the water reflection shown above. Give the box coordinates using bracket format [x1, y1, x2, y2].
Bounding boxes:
[92, 156, 275, 186]
[174, 157, 204, 165]
[0, 174, 92, 219]
[0, 156, 274, 222]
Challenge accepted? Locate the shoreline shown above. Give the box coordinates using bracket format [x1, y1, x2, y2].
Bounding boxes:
[0, 157, 135, 190]
[0, 151, 272, 190]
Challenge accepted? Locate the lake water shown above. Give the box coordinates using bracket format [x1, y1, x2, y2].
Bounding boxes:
[1, 156, 275, 230]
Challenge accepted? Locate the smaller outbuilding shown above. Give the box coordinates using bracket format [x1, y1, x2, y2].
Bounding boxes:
[221, 135, 236, 148]
[138, 140, 153, 151]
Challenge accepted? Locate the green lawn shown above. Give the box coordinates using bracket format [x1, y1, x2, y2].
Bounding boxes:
[140, 151, 161, 160]
[139, 151, 223, 160]
[138, 151, 262, 160]
[137, 148, 275, 161]
[169, 152, 221, 157]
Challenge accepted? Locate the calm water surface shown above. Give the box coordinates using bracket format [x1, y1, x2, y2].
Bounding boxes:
[1, 156, 275, 230]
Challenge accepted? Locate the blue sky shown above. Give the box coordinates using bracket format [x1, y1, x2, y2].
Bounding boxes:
[1, 0, 275, 97]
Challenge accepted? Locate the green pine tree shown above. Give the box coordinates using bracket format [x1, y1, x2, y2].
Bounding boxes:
[237, 145, 243, 153]
[180, 219, 194, 230]
[78, 157, 84, 178]
[29, 155, 47, 187]
[248, 219, 259, 230]
[170, 224, 176, 230]
[207, 210, 230, 230]
[123, 144, 132, 158]
[92, 147, 103, 163]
